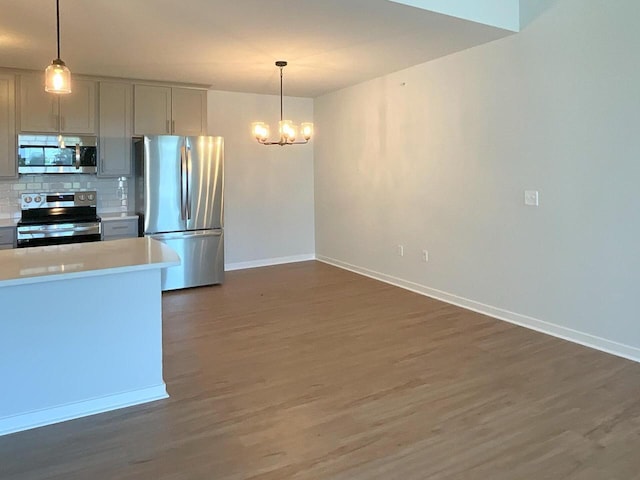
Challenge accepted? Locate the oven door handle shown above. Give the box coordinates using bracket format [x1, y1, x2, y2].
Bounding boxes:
[22, 226, 98, 234]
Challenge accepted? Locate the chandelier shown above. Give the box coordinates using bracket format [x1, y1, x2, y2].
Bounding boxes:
[251, 61, 313, 146]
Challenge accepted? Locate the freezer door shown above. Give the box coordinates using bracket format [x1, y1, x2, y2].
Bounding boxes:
[143, 135, 187, 234]
[185, 136, 223, 231]
[148, 229, 224, 291]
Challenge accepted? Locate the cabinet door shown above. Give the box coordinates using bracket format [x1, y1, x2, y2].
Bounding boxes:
[19, 73, 59, 133]
[171, 88, 207, 136]
[0, 74, 16, 178]
[59, 79, 97, 134]
[99, 82, 133, 177]
[0, 226, 16, 248]
[134, 85, 171, 135]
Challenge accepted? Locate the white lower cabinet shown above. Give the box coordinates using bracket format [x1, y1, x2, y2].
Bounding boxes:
[102, 217, 139, 241]
[0, 226, 16, 249]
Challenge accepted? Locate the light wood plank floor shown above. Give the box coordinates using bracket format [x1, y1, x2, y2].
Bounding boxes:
[2, 261, 640, 479]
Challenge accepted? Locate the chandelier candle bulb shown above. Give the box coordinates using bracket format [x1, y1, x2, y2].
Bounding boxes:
[279, 120, 298, 143]
[301, 123, 313, 141]
[252, 122, 269, 143]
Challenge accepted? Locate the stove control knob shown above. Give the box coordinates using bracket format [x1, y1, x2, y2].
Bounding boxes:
[24, 196, 32, 204]
[34, 196, 42, 203]
[87, 193, 95, 201]
[78, 194, 86, 201]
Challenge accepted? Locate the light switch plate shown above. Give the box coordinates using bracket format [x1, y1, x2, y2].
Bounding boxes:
[524, 190, 539, 206]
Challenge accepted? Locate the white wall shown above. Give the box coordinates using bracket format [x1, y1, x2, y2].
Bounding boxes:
[208, 90, 315, 269]
[314, 0, 640, 359]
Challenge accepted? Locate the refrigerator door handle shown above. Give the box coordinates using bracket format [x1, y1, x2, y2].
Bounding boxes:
[148, 230, 222, 241]
[179, 145, 187, 221]
[186, 145, 192, 220]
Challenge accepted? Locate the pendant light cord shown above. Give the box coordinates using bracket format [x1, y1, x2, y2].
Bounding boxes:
[56, 0, 61, 59]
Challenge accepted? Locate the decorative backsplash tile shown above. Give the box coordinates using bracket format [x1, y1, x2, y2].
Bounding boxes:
[0, 174, 130, 219]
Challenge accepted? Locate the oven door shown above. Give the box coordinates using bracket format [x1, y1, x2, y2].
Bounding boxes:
[17, 222, 102, 248]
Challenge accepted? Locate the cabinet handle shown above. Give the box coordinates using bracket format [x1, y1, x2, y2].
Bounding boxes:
[172, 119, 175, 133]
[166, 120, 170, 134]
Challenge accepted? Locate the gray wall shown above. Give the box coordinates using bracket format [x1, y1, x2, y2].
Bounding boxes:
[208, 90, 315, 269]
[314, 0, 640, 357]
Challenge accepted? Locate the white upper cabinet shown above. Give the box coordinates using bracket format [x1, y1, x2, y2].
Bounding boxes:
[99, 82, 133, 177]
[133, 85, 171, 136]
[19, 73, 97, 134]
[171, 88, 207, 136]
[134, 85, 207, 136]
[59, 79, 97, 134]
[0, 73, 16, 178]
[19, 73, 58, 133]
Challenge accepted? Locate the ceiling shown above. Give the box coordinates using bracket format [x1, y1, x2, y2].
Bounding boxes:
[0, 0, 515, 98]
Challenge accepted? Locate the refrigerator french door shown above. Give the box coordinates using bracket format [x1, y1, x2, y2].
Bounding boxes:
[136, 135, 224, 291]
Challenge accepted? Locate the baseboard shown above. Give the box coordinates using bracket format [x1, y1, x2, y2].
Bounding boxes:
[0, 384, 168, 437]
[316, 255, 640, 364]
[225, 254, 316, 272]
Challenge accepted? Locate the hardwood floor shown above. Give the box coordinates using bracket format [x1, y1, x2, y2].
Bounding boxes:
[1, 261, 640, 479]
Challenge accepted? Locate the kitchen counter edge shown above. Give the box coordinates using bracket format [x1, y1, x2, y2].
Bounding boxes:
[0, 237, 180, 288]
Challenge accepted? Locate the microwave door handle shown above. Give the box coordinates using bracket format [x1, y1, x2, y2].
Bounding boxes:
[75, 144, 80, 170]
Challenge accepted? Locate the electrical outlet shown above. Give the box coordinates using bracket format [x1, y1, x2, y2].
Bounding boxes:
[397, 245, 404, 257]
[524, 190, 539, 206]
[422, 250, 429, 262]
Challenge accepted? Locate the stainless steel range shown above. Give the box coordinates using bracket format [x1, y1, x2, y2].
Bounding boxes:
[17, 192, 101, 248]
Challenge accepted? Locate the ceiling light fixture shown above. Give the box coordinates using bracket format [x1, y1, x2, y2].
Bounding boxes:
[252, 61, 313, 146]
[44, 0, 71, 94]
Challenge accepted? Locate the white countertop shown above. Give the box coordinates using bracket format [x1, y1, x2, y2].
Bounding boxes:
[0, 237, 180, 287]
[100, 212, 139, 221]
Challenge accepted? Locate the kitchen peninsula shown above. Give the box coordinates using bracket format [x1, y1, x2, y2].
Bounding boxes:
[0, 237, 180, 436]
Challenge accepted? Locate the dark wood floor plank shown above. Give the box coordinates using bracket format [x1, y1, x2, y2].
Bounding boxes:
[1, 261, 640, 479]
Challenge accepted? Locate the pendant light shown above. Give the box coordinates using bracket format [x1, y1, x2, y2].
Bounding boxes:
[45, 0, 71, 94]
[252, 61, 313, 146]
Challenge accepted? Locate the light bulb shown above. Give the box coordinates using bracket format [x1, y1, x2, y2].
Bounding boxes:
[288, 124, 298, 143]
[279, 120, 295, 141]
[252, 122, 269, 142]
[301, 123, 313, 141]
[45, 59, 72, 94]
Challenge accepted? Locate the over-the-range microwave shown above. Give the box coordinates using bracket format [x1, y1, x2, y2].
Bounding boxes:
[18, 134, 98, 174]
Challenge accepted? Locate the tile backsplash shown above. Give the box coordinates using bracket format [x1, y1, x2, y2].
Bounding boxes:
[0, 174, 130, 219]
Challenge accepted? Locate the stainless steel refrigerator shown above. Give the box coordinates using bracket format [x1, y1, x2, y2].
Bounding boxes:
[134, 135, 224, 291]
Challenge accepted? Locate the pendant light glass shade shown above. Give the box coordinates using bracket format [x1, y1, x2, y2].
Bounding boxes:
[45, 59, 71, 94]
